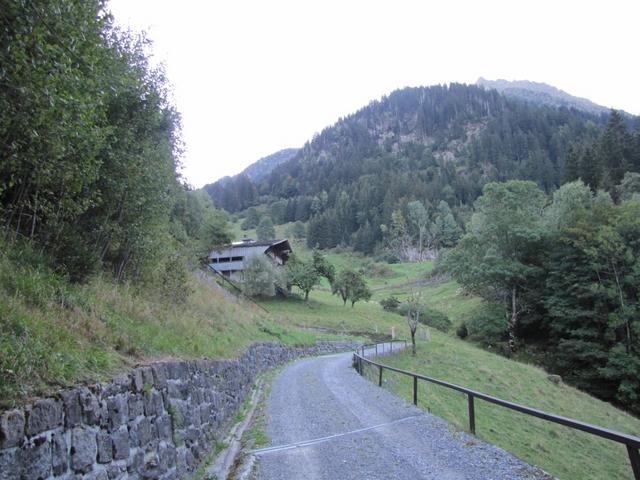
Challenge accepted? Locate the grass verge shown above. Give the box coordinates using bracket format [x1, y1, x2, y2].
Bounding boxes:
[364, 333, 640, 480]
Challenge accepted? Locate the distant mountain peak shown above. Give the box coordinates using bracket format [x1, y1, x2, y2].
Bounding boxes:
[476, 77, 613, 116]
[240, 148, 299, 183]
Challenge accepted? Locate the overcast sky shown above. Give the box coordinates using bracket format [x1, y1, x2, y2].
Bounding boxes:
[108, 0, 640, 188]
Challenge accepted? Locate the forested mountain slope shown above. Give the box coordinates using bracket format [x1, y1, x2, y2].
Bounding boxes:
[207, 84, 624, 252]
[204, 148, 299, 212]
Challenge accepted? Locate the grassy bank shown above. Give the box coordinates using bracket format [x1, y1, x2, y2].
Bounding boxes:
[0, 237, 347, 406]
[363, 334, 640, 480]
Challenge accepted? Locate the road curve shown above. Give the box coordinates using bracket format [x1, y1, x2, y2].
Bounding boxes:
[254, 348, 552, 480]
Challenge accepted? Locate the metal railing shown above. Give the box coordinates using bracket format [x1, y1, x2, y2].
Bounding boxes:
[353, 342, 640, 480]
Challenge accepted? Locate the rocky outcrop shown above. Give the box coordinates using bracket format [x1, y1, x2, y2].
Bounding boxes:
[0, 341, 359, 479]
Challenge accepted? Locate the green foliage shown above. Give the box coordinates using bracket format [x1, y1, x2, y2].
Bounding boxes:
[431, 201, 461, 249]
[256, 216, 276, 240]
[241, 207, 260, 231]
[379, 296, 401, 311]
[286, 256, 320, 302]
[444, 180, 546, 349]
[312, 249, 335, 285]
[0, 0, 205, 285]
[419, 308, 451, 332]
[407, 200, 431, 259]
[562, 110, 639, 194]
[617, 172, 640, 201]
[447, 177, 640, 412]
[286, 221, 306, 240]
[542, 186, 640, 410]
[242, 254, 286, 298]
[465, 303, 507, 346]
[172, 189, 232, 260]
[331, 268, 371, 307]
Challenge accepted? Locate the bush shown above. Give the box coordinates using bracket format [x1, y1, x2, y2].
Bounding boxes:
[466, 303, 506, 345]
[419, 307, 452, 332]
[456, 322, 469, 339]
[375, 252, 401, 264]
[380, 296, 401, 311]
[368, 263, 394, 278]
[242, 254, 286, 297]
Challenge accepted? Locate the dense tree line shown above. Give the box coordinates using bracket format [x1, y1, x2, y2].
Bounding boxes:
[564, 110, 640, 192]
[445, 177, 640, 413]
[208, 84, 618, 253]
[0, 0, 229, 288]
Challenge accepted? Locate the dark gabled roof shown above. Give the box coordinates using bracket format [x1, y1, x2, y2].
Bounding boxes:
[209, 239, 291, 260]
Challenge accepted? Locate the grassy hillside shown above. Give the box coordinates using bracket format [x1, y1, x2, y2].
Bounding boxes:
[366, 335, 640, 480]
[0, 236, 346, 407]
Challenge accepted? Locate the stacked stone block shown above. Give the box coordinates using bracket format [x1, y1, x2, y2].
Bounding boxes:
[0, 341, 359, 479]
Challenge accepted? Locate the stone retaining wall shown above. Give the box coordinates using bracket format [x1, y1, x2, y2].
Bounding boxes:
[0, 341, 360, 479]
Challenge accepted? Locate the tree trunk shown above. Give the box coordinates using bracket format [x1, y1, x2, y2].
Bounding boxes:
[611, 263, 631, 354]
[304, 290, 309, 302]
[508, 286, 518, 352]
[29, 188, 38, 239]
[411, 328, 416, 355]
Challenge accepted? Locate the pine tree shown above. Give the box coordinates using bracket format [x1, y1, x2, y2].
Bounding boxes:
[563, 145, 581, 183]
[580, 147, 600, 190]
[599, 110, 632, 189]
[432, 200, 461, 249]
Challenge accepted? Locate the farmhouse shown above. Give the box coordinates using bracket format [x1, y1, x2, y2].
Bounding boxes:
[208, 238, 292, 279]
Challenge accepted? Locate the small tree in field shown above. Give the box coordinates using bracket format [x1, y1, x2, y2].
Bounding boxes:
[286, 257, 319, 302]
[243, 253, 285, 297]
[332, 268, 371, 307]
[399, 293, 425, 355]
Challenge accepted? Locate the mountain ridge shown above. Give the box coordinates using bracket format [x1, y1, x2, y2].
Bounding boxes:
[476, 77, 618, 116]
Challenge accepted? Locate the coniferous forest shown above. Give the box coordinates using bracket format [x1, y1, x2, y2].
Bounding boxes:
[206, 85, 638, 254]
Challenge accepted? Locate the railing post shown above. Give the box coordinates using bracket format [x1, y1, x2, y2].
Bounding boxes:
[468, 394, 476, 435]
[378, 365, 383, 387]
[628, 445, 640, 480]
[413, 376, 418, 406]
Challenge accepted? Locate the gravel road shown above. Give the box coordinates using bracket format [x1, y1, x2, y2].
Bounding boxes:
[253, 346, 553, 480]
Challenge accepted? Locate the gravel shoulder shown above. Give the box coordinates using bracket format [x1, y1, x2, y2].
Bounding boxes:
[254, 348, 554, 480]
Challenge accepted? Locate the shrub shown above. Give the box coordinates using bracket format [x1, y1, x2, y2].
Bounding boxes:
[419, 307, 452, 332]
[456, 322, 469, 339]
[242, 254, 286, 297]
[380, 296, 401, 311]
[466, 303, 507, 346]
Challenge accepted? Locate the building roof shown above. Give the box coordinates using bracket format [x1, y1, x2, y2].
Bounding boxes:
[208, 238, 291, 261]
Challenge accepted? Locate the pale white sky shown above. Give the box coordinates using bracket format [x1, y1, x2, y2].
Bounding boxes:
[108, 0, 640, 188]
